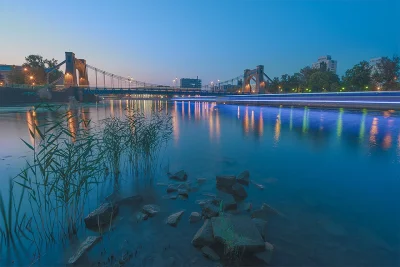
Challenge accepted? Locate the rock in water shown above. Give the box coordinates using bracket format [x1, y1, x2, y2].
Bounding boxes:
[166, 210, 185, 227]
[167, 185, 178, 193]
[178, 189, 189, 198]
[189, 212, 202, 223]
[231, 183, 248, 199]
[211, 215, 265, 253]
[142, 204, 160, 217]
[170, 170, 187, 181]
[201, 203, 220, 218]
[68, 236, 102, 264]
[212, 191, 237, 211]
[237, 170, 250, 186]
[252, 218, 268, 241]
[84, 203, 118, 228]
[251, 203, 281, 221]
[201, 246, 220, 261]
[216, 175, 236, 190]
[255, 242, 274, 264]
[192, 219, 215, 247]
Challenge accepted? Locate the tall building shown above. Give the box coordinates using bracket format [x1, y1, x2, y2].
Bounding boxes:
[370, 57, 383, 75]
[180, 77, 202, 88]
[312, 55, 337, 74]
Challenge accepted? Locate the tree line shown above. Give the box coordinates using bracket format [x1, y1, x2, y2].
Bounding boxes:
[268, 55, 399, 93]
[5, 55, 63, 85]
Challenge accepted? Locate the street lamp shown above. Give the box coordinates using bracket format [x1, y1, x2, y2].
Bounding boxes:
[30, 76, 34, 80]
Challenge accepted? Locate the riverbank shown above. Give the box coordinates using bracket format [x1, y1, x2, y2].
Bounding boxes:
[173, 91, 400, 110]
[0, 87, 98, 105]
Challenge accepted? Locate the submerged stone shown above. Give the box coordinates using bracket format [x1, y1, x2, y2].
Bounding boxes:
[201, 203, 220, 218]
[192, 219, 215, 247]
[252, 203, 281, 221]
[231, 183, 248, 199]
[166, 210, 185, 227]
[189, 212, 202, 223]
[252, 218, 268, 241]
[178, 189, 189, 198]
[167, 184, 178, 193]
[212, 191, 237, 211]
[142, 204, 160, 217]
[237, 170, 250, 186]
[216, 175, 236, 189]
[211, 215, 265, 253]
[84, 203, 118, 228]
[68, 236, 102, 264]
[170, 170, 187, 181]
[201, 246, 220, 261]
[255, 242, 274, 264]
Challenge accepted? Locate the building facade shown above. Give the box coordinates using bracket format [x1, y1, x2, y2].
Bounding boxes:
[312, 55, 337, 74]
[370, 57, 383, 75]
[180, 77, 202, 88]
[0, 65, 23, 85]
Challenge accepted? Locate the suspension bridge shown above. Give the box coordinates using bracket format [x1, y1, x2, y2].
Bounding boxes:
[45, 52, 273, 97]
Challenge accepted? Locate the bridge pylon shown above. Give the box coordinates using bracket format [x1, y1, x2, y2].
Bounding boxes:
[64, 52, 89, 87]
[243, 65, 267, 94]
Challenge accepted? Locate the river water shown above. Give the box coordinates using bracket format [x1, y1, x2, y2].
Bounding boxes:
[0, 100, 399, 266]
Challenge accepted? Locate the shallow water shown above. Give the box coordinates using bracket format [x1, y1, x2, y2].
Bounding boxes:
[0, 100, 399, 266]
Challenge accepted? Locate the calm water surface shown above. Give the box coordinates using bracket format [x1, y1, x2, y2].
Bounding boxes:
[0, 100, 399, 266]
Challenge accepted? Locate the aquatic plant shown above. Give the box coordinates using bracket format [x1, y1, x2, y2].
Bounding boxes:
[125, 108, 172, 179]
[16, 104, 105, 248]
[0, 179, 27, 244]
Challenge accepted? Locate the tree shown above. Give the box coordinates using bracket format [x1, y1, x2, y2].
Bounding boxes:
[308, 71, 340, 92]
[7, 66, 25, 84]
[23, 55, 63, 85]
[269, 77, 280, 93]
[342, 61, 371, 91]
[372, 55, 400, 90]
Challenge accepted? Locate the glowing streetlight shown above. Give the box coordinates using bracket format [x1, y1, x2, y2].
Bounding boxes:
[23, 68, 28, 71]
[30, 76, 34, 80]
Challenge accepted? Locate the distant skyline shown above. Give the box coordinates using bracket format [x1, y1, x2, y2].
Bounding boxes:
[0, 0, 398, 86]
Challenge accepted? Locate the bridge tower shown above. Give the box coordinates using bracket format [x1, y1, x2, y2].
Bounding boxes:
[64, 52, 89, 87]
[243, 65, 266, 94]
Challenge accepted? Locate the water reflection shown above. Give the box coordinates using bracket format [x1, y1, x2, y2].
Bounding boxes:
[369, 118, 378, 146]
[274, 108, 281, 144]
[337, 108, 343, 137]
[258, 111, 264, 136]
[359, 110, 366, 141]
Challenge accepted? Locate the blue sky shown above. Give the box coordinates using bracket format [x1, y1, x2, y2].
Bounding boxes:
[0, 0, 398, 86]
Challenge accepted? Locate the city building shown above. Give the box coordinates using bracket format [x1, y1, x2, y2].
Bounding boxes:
[0, 64, 23, 85]
[312, 55, 337, 73]
[180, 77, 201, 88]
[370, 57, 383, 75]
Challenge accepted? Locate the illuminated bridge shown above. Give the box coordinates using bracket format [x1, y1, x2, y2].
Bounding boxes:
[44, 52, 273, 97]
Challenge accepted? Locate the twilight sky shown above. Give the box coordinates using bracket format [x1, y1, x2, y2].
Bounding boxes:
[0, 0, 398, 86]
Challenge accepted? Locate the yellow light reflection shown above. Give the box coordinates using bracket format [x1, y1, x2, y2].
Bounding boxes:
[258, 111, 264, 136]
[110, 100, 114, 117]
[172, 101, 179, 144]
[369, 117, 378, 145]
[215, 109, 220, 141]
[274, 113, 281, 143]
[182, 101, 185, 119]
[195, 102, 200, 121]
[383, 134, 392, 150]
[67, 110, 77, 142]
[26, 110, 36, 145]
[244, 107, 249, 134]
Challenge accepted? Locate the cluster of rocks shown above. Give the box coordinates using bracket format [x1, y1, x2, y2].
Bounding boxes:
[189, 171, 277, 265]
